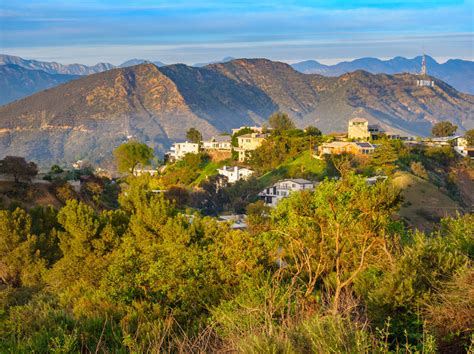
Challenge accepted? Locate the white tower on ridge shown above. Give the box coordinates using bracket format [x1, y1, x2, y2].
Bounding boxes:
[421, 54, 427, 76]
[416, 54, 435, 88]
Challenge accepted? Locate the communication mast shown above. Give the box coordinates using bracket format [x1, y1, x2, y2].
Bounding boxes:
[421, 54, 427, 76]
[416, 53, 435, 88]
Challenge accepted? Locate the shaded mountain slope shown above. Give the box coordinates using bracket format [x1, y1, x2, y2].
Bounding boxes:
[0, 65, 79, 105]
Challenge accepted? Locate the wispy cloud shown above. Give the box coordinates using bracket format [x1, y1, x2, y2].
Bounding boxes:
[1, 0, 472, 64]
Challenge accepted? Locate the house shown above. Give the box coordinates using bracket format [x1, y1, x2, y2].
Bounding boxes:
[235, 133, 267, 162]
[218, 214, 248, 230]
[422, 135, 461, 147]
[133, 168, 159, 176]
[72, 160, 91, 170]
[348, 118, 381, 140]
[217, 165, 254, 184]
[231, 126, 266, 135]
[454, 137, 474, 158]
[167, 141, 200, 161]
[315, 141, 377, 158]
[258, 179, 315, 207]
[202, 136, 232, 151]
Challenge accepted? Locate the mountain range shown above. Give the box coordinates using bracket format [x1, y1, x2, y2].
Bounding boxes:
[1, 54, 473, 106]
[0, 59, 472, 167]
[0, 65, 80, 105]
[291, 56, 474, 95]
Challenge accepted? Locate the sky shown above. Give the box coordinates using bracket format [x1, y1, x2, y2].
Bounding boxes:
[0, 0, 473, 65]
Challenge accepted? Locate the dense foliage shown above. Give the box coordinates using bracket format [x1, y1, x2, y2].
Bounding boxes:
[113, 140, 154, 175]
[431, 121, 458, 137]
[1, 171, 472, 352]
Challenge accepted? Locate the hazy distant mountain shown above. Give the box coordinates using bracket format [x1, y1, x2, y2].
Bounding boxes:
[119, 59, 166, 67]
[0, 54, 114, 76]
[292, 56, 474, 94]
[0, 64, 79, 105]
[1, 59, 472, 167]
[193, 56, 235, 67]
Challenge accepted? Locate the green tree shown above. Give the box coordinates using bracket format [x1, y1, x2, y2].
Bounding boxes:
[0, 156, 38, 183]
[464, 129, 474, 146]
[268, 112, 295, 132]
[186, 127, 203, 144]
[305, 126, 322, 136]
[113, 141, 154, 175]
[371, 141, 399, 175]
[431, 121, 458, 137]
[271, 175, 401, 312]
[0, 208, 45, 287]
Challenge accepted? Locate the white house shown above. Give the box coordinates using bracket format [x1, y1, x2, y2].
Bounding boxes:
[133, 168, 159, 176]
[167, 141, 200, 161]
[217, 165, 254, 184]
[454, 137, 474, 158]
[231, 126, 267, 135]
[258, 178, 315, 207]
[202, 136, 232, 151]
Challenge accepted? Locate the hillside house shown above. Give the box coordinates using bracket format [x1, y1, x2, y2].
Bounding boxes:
[454, 137, 474, 158]
[217, 165, 254, 184]
[231, 125, 267, 135]
[235, 133, 267, 162]
[167, 141, 200, 161]
[133, 168, 159, 176]
[258, 179, 315, 207]
[202, 136, 232, 151]
[348, 118, 381, 140]
[315, 141, 377, 158]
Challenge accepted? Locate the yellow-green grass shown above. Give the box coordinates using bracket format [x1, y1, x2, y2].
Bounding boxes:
[392, 171, 463, 231]
[258, 151, 326, 186]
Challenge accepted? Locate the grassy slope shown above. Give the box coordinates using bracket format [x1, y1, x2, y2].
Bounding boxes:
[258, 151, 326, 186]
[191, 161, 225, 186]
[392, 171, 463, 231]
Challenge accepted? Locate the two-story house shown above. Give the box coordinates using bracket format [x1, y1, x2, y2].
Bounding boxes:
[258, 179, 315, 207]
[202, 136, 232, 151]
[167, 141, 200, 161]
[217, 165, 254, 184]
[348, 118, 382, 140]
[235, 133, 267, 162]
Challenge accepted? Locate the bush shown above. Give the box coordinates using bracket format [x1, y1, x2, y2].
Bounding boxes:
[410, 161, 428, 179]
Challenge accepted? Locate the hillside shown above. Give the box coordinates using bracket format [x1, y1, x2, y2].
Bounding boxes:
[0, 65, 79, 105]
[292, 55, 474, 95]
[0, 64, 218, 166]
[1, 59, 473, 166]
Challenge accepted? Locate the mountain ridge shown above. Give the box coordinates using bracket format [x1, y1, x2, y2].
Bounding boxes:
[292, 55, 474, 94]
[0, 59, 472, 167]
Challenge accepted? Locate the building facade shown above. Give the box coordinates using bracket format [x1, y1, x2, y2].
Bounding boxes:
[258, 179, 315, 207]
[217, 165, 254, 184]
[348, 118, 381, 140]
[235, 133, 267, 162]
[315, 141, 377, 158]
[167, 141, 200, 161]
[202, 136, 232, 151]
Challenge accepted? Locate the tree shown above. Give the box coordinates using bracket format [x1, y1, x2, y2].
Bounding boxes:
[271, 175, 401, 312]
[113, 141, 154, 175]
[268, 112, 295, 132]
[431, 121, 457, 137]
[186, 127, 203, 144]
[464, 129, 474, 146]
[0, 156, 38, 183]
[371, 141, 398, 175]
[305, 126, 322, 137]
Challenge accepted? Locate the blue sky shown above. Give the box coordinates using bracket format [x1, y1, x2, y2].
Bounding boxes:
[0, 0, 473, 65]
